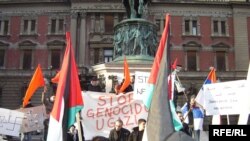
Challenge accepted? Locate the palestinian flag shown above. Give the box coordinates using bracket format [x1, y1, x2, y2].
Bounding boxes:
[47, 32, 84, 141]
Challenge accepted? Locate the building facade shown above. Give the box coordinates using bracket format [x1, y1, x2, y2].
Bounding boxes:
[0, 0, 250, 111]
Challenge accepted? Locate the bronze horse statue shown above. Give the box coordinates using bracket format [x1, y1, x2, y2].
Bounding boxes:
[122, 0, 148, 18]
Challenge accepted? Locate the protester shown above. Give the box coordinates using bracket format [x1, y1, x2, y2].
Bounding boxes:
[176, 111, 191, 136]
[109, 119, 130, 141]
[92, 136, 109, 141]
[41, 81, 55, 141]
[20, 99, 34, 141]
[182, 95, 204, 141]
[88, 76, 102, 92]
[67, 125, 79, 141]
[128, 118, 146, 141]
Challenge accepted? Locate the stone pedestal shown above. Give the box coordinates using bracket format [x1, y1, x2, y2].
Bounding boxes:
[113, 18, 158, 62]
[92, 61, 152, 93]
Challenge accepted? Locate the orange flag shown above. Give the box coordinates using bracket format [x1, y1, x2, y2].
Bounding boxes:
[51, 71, 60, 83]
[119, 56, 131, 93]
[23, 64, 45, 107]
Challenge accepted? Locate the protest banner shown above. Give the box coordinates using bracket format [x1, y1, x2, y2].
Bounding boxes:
[18, 105, 46, 133]
[81, 91, 148, 140]
[133, 71, 150, 100]
[203, 80, 250, 115]
[0, 108, 24, 137]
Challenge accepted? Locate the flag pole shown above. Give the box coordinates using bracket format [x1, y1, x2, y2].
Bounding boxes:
[76, 112, 83, 141]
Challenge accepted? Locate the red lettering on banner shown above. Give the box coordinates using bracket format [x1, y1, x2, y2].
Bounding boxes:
[98, 96, 106, 106]
[105, 108, 112, 117]
[107, 117, 115, 128]
[113, 107, 120, 115]
[96, 118, 104, 130]
[124, 115, 133, 126]
[117, 95, 126, 105]
[134, 103, 142, 114]
[128, 93, 133, 103]
[96, 108, 104, 117]
[121, 105, 129, 114]
[87, 109, 94, 118]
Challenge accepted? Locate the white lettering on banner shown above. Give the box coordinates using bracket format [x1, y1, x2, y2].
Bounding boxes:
[0, 108, 24, 137]
[203, 80, 250, 115]
[82, 91, 148, 140]
[133, 71, 150, 100]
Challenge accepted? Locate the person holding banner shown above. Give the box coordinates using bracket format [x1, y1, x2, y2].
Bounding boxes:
[128, 118, 146, 141]
[21, 99, 34, 141]
[182, 95, 204, 141]
[108, 119, 130, 141]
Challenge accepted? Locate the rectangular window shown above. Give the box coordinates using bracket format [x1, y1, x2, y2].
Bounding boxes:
[187, 51, 197, 71]
[192, 20, 197, 35]
[23, 20, 29, 34]
[212, 19, 227, 36]
[213, 20, 218, 33]
[23, 50, 32, 70]
[51, 50, 61, 69]
[31, 20, 36, 33]
[22, 19, 36, 35]
[185, 20, 190, 34]
[94, 49, 100, 64]
[51, 19, 56, 34]
[0, 50, 5, 67]
[184, 19, 198, 36]
[3, 20, 9, 35]
[104, 49, 113, 63]
[216, 51, 226, 71]
[58, 19, 64, 33]
[50, 18, 64, 34]
[104, 15, 114, 33]
[221, 21, 226, 35]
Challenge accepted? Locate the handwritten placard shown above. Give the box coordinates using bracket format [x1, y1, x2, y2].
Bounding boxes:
[203, 80, 250, 115]
[133, 71, 150, 100]
[0, 108, 24, 137]
[81, 91, 148, 140]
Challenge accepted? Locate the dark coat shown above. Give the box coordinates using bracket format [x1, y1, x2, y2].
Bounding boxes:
[87, 85, 102, 92]
[128, 127, 144, 141]
[109, 128, 130, 141]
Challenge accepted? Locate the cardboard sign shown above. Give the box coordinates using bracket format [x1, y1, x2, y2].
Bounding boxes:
[0, 108, 24, 137]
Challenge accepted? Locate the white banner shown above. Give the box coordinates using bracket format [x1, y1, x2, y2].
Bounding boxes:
[81, 91, 148, 140]
[18, 105, 46, 133]
[0, 108, 24, 137]
[203, 80, 250, 115]
[133, 71, 150, 100]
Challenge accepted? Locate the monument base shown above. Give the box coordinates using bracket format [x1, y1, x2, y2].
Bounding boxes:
[92, 60, 153, 93]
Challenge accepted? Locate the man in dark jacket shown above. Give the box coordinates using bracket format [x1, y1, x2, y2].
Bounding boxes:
[87, 76, 102, 92]
[128, 119, 146, 141]
[109, 119, 130, 141]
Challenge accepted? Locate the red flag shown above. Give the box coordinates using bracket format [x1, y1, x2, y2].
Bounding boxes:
[51, 71, 60, 83]
[47, 32, 84, 141]
[23, 64, 45, 107]
[119, 56, 131, 93]
[171, 58, 178, 70]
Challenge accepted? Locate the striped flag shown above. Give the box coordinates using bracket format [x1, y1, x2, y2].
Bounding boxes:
[142, 14, 193, 141]
[22, 64, 45, 107]
[195, 67, 220, 124]
[47, 32, 84, 141]
[143, 14, 171, 109]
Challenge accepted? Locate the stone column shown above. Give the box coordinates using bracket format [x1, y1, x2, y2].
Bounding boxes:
[79, 12, 87, 66]
[233, 9, 249, 71]
[70, 11, 78, 54]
